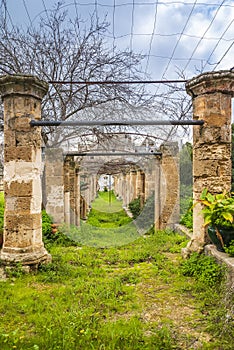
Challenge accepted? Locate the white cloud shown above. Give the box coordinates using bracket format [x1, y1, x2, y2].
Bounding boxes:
[5, 0, 234, 78]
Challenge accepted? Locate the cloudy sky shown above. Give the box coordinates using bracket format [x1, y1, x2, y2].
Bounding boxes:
[3, 0, 234, 81]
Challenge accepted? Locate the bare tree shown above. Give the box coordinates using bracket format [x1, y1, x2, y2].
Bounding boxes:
[0, 2, 153, 146]
[0, 2, 192, 149]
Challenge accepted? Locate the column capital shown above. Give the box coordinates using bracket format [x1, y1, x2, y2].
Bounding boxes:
[0, 74, 48, 101]
[186, 70, 234, 98]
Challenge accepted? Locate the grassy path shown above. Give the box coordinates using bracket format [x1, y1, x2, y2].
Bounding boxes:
[0, 192, 233, 349]
[60, 191, 141, 248]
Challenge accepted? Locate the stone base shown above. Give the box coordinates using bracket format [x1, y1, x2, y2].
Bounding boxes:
[181, 238, 205, 259]
[0, 246, 52, 268]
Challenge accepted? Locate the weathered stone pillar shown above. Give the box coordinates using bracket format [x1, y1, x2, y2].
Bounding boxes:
[159, 142, 180, 229]
[45, 148, 64, 224]
[126, 173, 131, 206]
[0, 74, 51, 267]
[75, 168, 81, 227]
[184, 70, 234, 255]
[122, 173, 127, 207]
[64, 155, 77, 225]
[118, 173, 124, 200]
[154, 156, 161, 230]
[130, 170, 137, 201]
[140, 172, 145, 208]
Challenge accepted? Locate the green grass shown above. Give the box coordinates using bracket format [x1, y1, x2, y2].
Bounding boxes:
[58, 191, 140, 248]
[91, 191, 123, 213]
[0, 191, 233, 349]
[0, 230, 233, 350]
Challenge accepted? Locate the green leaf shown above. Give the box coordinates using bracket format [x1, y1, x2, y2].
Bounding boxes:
[200, 188, 208, 200]
[206, 193, 215, 203]
[203, 215, 212, 226]
[222, 212, 233, 223]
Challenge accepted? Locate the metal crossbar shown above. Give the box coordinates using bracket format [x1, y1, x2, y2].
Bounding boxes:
[49, 79, 187, 85]
[30, 119, 204, 127]
[64, 152, 162, 157]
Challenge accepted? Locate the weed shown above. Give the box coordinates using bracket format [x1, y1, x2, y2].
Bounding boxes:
[180, 198, 193, 230]
[225, 240, 234, 257]
[180, 252, 225, 287]
[5, 262, 26, 278]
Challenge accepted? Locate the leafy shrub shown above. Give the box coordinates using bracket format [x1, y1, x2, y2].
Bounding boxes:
[42, 210, 53, 236]
[180, 199, 193, 229]
[5, 262, 25, 278]
[180, 253, 224, 287]
[134, 194, 155, 231]
[128, 197, 141, 219]
[225, 240, 234, 257]
[41, 210, 77, 247]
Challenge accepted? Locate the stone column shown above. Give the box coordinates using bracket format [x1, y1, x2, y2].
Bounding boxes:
[69, 158, 76, 225]
[122, 173, 127, 207]
[136, 170, 142, 198]
[184, 70, 234, 255]
[140, 172, 145, 208]
[75, 168, 81, 227]
[154, 156, 161, 230]
[0, 74, 51, 267]
[159, 142, 180, 229]
[130, 170, 137, 200]
[126, 173, 131, 206]
[45, 148, 64, 224]
[64, 155, 76, 225]
[118, 173, 123, 200]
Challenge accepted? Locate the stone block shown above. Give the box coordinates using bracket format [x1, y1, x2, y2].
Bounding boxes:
[14, 116, 32, 131]
[193, 159, 231, 178]
[46, 176, 64, 187]
[4, 130, 16, 147]
[5, 212, 41, 231]
[45, 148, 63, 162]
[5, 146, 32, 162]
[193, 176, 231, 194]
[194, 125, 231, 144]
[5, 181, 33, 197]
[5, 196, 31, 212]
[194, 143, 231, 161]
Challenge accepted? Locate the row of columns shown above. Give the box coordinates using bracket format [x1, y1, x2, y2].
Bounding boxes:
[0, 71, 233, 267]
[113, 143, 180, 231]
[45, 153, 97, 227]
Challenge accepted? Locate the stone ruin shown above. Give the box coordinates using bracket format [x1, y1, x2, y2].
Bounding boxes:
[0, 70, 233, 268]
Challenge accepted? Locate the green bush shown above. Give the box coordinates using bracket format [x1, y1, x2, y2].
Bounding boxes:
[128, 197, 141, 219]
[134, 194, 155, 231]
[180, 253, 224, 287]
[41, 212, 77, 248]
[225, 240, 234, 257]
[180, 199, 193, 229]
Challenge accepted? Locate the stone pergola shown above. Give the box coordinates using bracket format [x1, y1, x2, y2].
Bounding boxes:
[43, 143, 179, 231]
[0, 70, 233, 267]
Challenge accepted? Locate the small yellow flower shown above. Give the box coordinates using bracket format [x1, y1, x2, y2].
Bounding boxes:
[80, 329, 85, 334]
